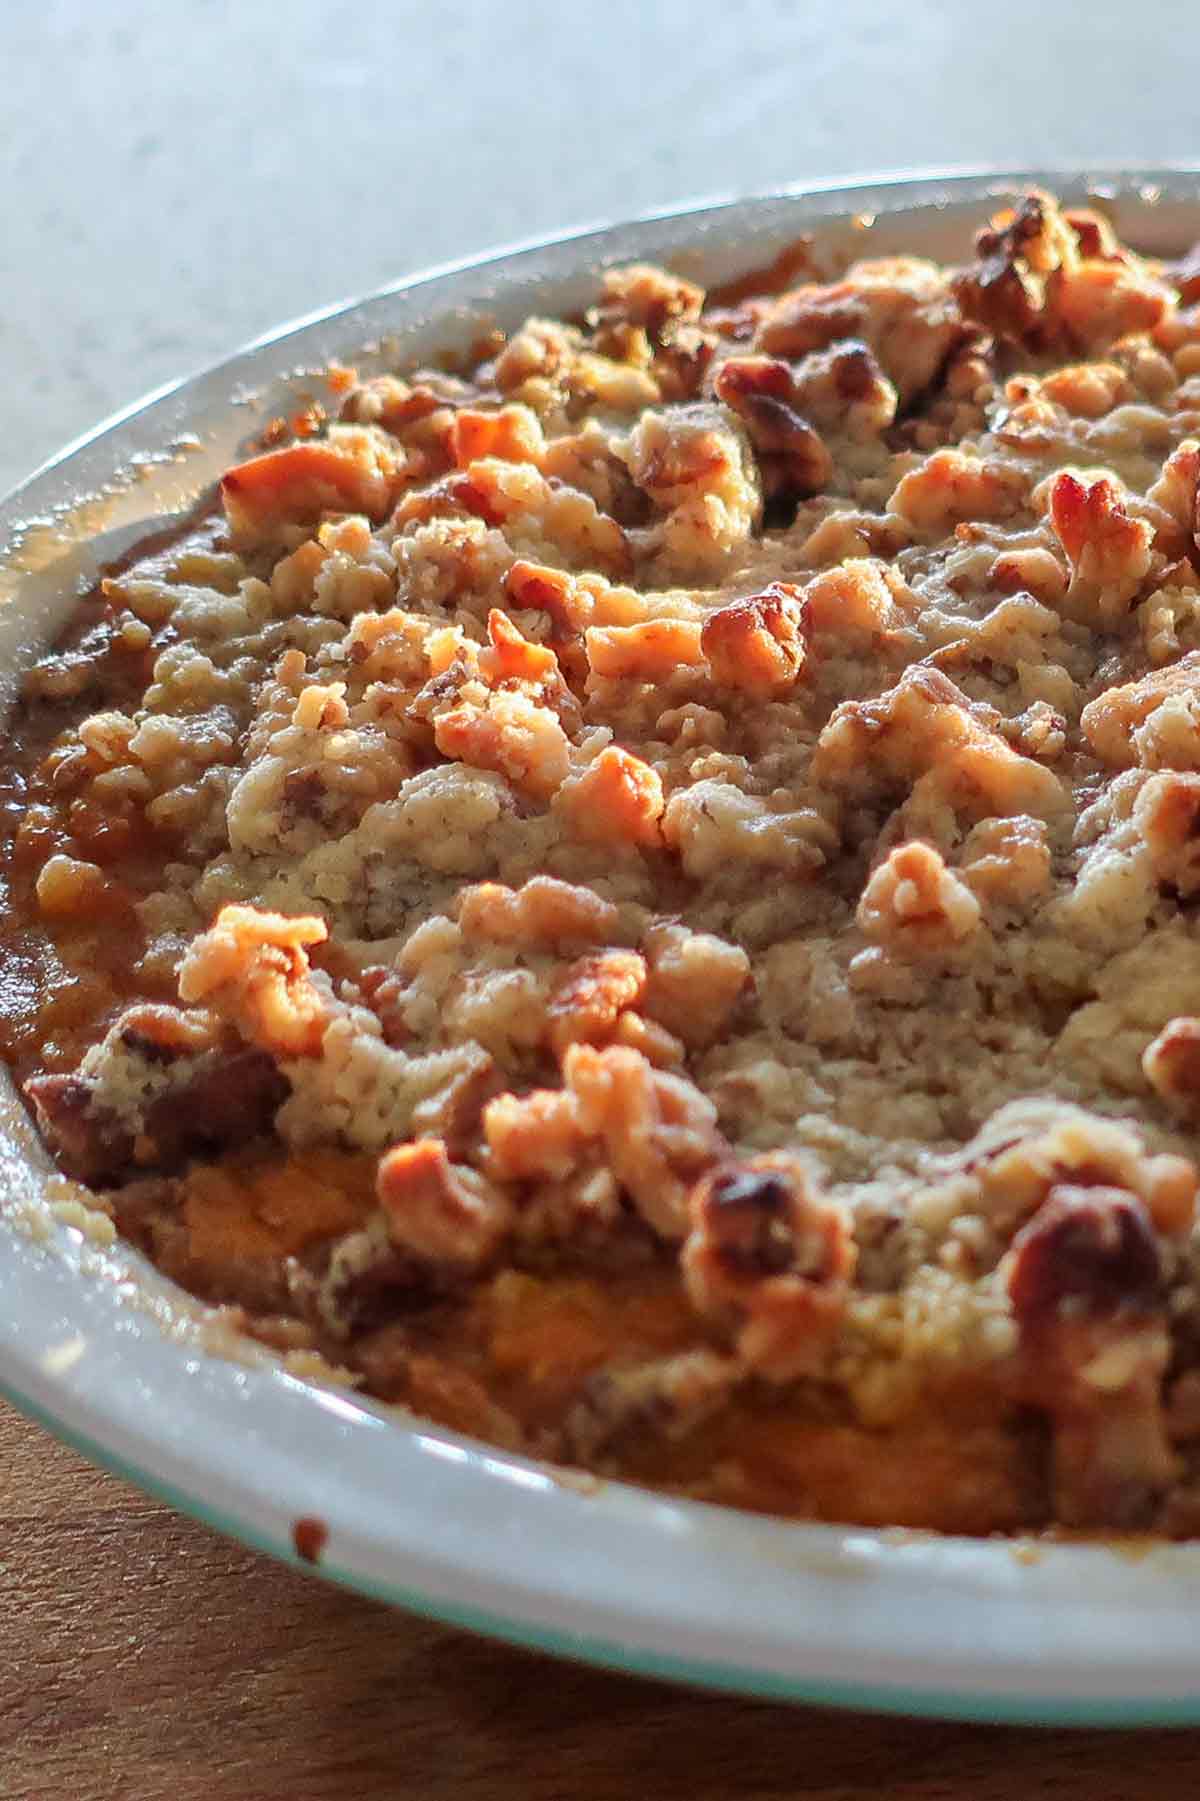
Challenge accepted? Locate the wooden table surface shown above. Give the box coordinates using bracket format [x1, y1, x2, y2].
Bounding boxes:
[4, 1401, 1199, 1801]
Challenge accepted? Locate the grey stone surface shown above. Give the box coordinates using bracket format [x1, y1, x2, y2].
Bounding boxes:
[1, 0, 1194, 493]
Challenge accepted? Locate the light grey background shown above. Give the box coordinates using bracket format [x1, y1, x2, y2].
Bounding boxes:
[2, 0, 1195, 495]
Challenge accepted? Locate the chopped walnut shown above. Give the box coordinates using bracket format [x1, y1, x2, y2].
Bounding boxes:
[700, 581, 811, 695]
[1047, 470, 1156, 627]
[624, 401, 760, 574]
[457, 876, 620, 950]
[594, 263, 704, 344]
[546, 950, 647, 1055]
[988, 545, 1069, 608]
[376, 1138, 512, 1273]
[434, 688, 571, 802]
[563, 1042, 722, 1240]
[856, 841, 982, 956]
[585, 618, 704, 681]
[221, 430, 397, 542]
[178, 905, 330, 1058]
[1003, 1185, 1178, 1528]
[1145, 439, 1200, 562]
[784, 338, 897, 438]
[1082, 655, 1200, 769]
[710, 355, 833, 501]
[955, 189, 1168, 356]
[641, 922, 750, 1049]
[555, 746, 665, 848]
[1133, 771, 1200, 895]
[888, 448, 1029, 534]
[483, 1087, 586, 1182]
[940, 1099, 1197, 1241]
[448, 405, 545, 468]
[812, 666, 1066, 822]
[959, 815, 1052, 908]
[1143, 1017, 1200, 1113]
[755, 256, 966, 404]
[802, 559, 901, 638]
[682, 1154, 855, 1380]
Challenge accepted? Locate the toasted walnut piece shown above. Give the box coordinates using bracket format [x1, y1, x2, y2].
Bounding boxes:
[584, 619, 704, 681]
[1047, 470, 1155, 627]
[291, 681, 349, 732]
[812, 666, 1066, 822]
[1146, 439, 1200, 558]
[448, 405, 544, 468]
[754, 257, 966, 404]
[596, 264, 704, 343]
[988, 545, 1069, 608]
[27, 1047, 288, 1186]
[954, 192, 1079, 347]
[563, 1042, 721, 1240]
[546, 950, 647, 1055]
[682, 1154, 855, 1381]
[946, 1099, 1198, 1241]
[608, 1010, 685, 1067]
[178, 905, 330, 1058]
[641, 922, 750, 1049]
[434, 689, 570, 802]
[802, 559, 899, 637]
[797, 508, 911, 566]
[504, 559, 590, 636]
[483, 1087, 586, 1182]
[710, 355, 833, 500]
[555, 746, 665, 848]
[1007, 1185, 1162, 1322]
[785, 338, 897, 437]
[457, 876, 620, 949]
[857, 841, 981, 956]
[700, 581, 811, 695]
[888, 448, 1029, 533]
[477, 609, 561, 691]
[1054, 259, 1170, 352]
[1143, 1017, 1200, 1113]
[959, 815, 1052, 909]
[1041, 361, 1131, 418]
[1134, 770, 1200, 895]
[1082, 656, 1200, 770]
[376, 1138, 512, 1273]
[221, 431, 396, 541]
[1004, 1185, 1177, 1529]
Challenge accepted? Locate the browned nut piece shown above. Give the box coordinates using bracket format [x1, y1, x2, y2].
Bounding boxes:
[856, 841, 981, 956]
[682, 1154, 855, 1380]
[483, 1088, 585, 1182]
[1048, 470, 1155, 627]
[711, 355, 833, 500]
[555, 746, 666, 848]
[547, 950, 647, 1055]
[700, 581, 811, 695]
[178, 905, 330, 1058]
[1004, 1184, 1176, 1529]
[1143, 1018, 1200, 1113]
[376, 1138, 512, 1272]
[1006, 1186, 1162, 1324]
[1132, 771, 1200, 896]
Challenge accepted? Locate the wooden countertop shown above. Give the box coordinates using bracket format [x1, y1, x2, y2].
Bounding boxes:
[4, 1398, 1198, 1801]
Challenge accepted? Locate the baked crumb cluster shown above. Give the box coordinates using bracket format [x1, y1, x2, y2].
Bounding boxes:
[7, 191, 1200, 1534]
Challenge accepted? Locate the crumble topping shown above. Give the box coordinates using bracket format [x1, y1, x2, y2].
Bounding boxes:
[7, 191, 1200, 1535]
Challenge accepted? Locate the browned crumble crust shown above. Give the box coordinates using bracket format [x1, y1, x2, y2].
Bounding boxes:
[7, 191, 1200, 1535]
